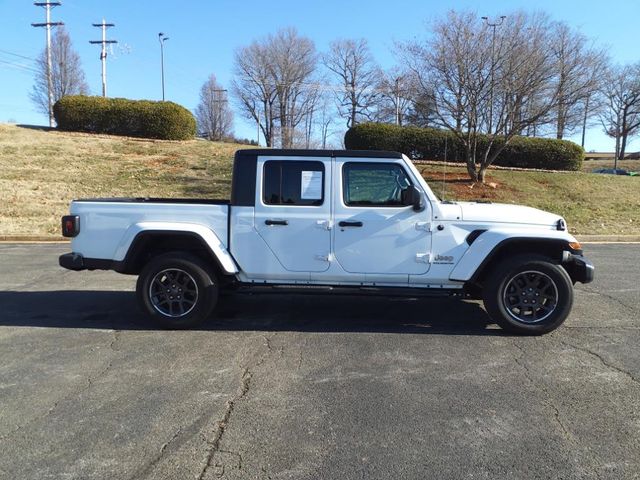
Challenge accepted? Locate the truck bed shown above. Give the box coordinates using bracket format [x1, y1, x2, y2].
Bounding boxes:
[74, 197, 230, 205]
[69, 199, 230, 262]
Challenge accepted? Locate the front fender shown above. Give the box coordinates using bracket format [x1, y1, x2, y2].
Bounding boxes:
[449, 228, 577, 282]
[114, 222, 239, 274]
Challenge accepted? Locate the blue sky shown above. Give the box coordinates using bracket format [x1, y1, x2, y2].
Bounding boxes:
[1, 0, 638, 152]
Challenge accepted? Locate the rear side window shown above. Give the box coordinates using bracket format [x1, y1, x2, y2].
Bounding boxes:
[343, 162, 412, 207]
[263, 160, 325, 206]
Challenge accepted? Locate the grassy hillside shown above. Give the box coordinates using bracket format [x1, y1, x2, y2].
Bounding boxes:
[0, 124, 638, 237]
[0, 124, 246, 236]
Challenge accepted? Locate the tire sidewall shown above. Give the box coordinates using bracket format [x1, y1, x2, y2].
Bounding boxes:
[136, 253, 218, 329]
[484, 257, 573, 335]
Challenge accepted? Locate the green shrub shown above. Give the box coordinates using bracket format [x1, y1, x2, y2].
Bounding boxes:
[344, 123, 583, 171]
[53, 95, 196, 140]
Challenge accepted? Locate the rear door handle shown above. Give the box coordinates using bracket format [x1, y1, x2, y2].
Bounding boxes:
[338, 221, 363, 227]
[265, 219, 288, 226]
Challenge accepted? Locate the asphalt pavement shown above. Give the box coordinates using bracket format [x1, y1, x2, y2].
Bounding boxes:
[0, 243, 639, 479]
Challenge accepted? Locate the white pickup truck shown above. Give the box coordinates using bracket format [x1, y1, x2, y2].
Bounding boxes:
[59, 149, 593, 334]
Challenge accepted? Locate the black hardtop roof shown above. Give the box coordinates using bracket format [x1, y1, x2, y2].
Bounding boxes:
[234, 148, 403, 159]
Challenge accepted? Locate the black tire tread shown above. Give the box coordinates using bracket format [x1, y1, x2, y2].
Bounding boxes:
[136, 252, 218, 329]
[482, 254, 573, 335]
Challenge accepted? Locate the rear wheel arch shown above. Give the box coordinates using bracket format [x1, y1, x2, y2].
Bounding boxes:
[120, 231, 227, 278]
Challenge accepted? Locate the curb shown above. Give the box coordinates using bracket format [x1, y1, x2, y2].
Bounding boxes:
[0, 236, 67, 243]
[576, 235, 640, 244]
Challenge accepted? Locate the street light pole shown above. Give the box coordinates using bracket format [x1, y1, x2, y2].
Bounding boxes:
[481, 15, 506, 135]
[158, 32, 169, 101]
[395, 76, 401, 126]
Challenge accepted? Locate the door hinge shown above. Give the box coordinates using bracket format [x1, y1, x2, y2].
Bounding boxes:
[415, 253, 431, 264]
[316, 219, 332, 230]
[415, 222, 432, 232]
[315, 253, 332, 262]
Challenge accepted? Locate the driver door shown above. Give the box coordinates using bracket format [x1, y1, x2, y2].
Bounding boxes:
[332, 159, 432, 276]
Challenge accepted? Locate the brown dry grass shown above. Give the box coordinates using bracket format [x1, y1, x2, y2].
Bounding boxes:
[0, 124, 245, 236]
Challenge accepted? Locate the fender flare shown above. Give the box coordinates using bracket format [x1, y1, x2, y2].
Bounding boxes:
[449, 228, 577, 282]
[114, 222, 239, 274]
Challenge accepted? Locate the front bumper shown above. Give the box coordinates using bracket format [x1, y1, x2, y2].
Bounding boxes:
[563, 253, 594, 284]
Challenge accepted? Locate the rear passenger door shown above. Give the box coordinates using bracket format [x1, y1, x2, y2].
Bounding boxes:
[254, 158, 332, 272]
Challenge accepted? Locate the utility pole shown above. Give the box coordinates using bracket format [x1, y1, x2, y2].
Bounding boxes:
[90, 19, 117, 97]
[481, 15, 506, 135]
[581, 94, 590, 148]
[158, 33, 169, 101]
[32, 1, 64, 127]
[395, 76, 402, 126]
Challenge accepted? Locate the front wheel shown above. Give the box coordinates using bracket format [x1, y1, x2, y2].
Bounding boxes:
[136, 252, 218, 329]
[483, 255, 573, 335]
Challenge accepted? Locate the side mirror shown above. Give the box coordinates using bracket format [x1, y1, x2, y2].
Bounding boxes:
[402, 185, 425, 212]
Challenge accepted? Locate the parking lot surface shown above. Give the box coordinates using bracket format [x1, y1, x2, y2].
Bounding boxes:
[0, 243, 639, 479]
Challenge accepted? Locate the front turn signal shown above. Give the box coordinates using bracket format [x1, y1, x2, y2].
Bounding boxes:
[568, 241, 582, 251]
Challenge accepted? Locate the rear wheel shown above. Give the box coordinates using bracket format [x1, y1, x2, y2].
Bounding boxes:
[482, 255, 573, 335]
[136, 252, 218, 329]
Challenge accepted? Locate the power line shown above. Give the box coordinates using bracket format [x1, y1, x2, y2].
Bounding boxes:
[31, 1, 63, 127]
[90, 19, 117, 97]
[0, 59, 39, 74]
[0, 62, 39, 77]
[0, 49, 37, 62]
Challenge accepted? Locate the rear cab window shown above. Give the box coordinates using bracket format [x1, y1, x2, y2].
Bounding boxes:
[262, 160, 325, 206]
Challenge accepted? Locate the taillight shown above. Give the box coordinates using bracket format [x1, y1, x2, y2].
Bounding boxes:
[62, 215, 80, 237]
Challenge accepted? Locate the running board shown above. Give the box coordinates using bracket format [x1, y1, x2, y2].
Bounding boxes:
[226, 284, 462, 298]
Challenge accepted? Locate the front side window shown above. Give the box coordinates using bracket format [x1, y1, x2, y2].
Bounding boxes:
[342, 162, 412, 207]
[263, 160, 325, 206]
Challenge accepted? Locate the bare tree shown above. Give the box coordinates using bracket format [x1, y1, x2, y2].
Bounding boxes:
[550, 22, 608, 139]
[30, 26, 89, 116]
[373, 69, 435, 127]
[374, 69, 413, 125]
[195, 75, 233, 141]
[269, 28, 318, 148]
[323, 39, 380, 128]
[232, 28, 317, 148]
[232, 40, 278, 147]
[399, 11, 564, 182]
[599, 64, 640, 164]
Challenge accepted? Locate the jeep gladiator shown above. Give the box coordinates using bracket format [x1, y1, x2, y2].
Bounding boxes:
[59, 149, 594, 334]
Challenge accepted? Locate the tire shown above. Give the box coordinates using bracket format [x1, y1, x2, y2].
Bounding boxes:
[136, 252, 218, 329]
[482, 255, 573, 335]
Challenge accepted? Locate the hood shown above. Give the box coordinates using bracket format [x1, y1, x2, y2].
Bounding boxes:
[458, 202, 564, 227]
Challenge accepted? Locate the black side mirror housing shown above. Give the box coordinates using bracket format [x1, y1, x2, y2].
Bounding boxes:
[402, 185, 425, 212]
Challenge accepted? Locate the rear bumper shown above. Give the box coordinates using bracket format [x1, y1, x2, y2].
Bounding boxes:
[59, 252, 116, 271]
[563, 253, 594, 284]
[59, 252, 84, 270]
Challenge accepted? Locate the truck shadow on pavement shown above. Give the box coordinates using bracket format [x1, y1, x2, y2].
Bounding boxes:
[0, 290, 503, 336]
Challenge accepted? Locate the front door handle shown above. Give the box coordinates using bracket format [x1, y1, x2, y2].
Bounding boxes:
[338, 221, 363, 227]
[265, 219, 288, 226]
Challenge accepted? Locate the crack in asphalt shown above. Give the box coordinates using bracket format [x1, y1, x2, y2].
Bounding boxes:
[578, 286, 638, 314]
[555, 338, 640, 386]
[511, 340, 604, 480]
[511, 341, 572, 439]
[196, 333, 279, 480]
[131, 426, 184, 480]
[196, 367, 252, 480]
[0, 328, 121, 443]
